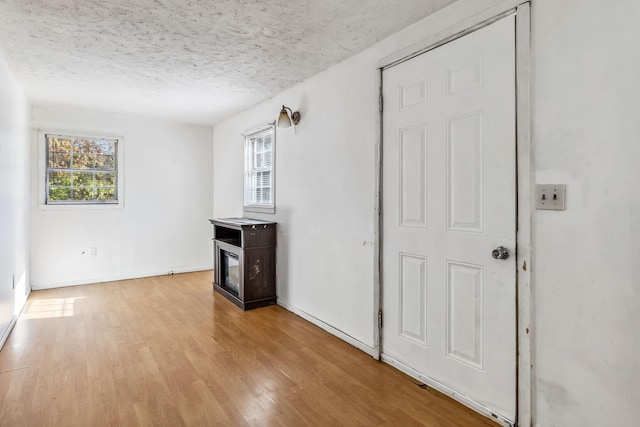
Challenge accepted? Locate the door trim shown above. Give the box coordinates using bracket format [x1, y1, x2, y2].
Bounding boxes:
[374, 2, 532, 426]
[380, 8, 516, 71]
[514, 3, 532, 425]
[377, 0, 530, 70]
[372, 67, 383, 360]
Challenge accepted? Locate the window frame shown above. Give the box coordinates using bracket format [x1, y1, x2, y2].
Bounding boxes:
[38, 130, 125, 210]
[243, 125, 275, 214]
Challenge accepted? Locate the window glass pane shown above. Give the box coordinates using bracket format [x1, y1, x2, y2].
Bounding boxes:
[73, 139, 96, 154]
[97, 188, 116, 200]
[49, 152, 71, 169]
[48, 187, 71, 201]
[257, 171, 270, 186]
[48, 137, 72, 153]
[49, 171, 71, 186]
[72, 154, 96, 169]
[95, 173, 115, 187]
[72, 172, 94, 186]
[95, 140, 115, 155]
[95, 155, 115, 170]
[70, 188, 97, 200]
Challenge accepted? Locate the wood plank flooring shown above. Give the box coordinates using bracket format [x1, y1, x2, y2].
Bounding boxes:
[0, 271, 498, 426]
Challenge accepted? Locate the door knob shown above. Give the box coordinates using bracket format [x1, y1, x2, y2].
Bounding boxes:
[492, 246, 510, 260]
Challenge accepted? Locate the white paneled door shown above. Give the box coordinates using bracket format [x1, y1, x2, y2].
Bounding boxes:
[382, 16, 516, 422]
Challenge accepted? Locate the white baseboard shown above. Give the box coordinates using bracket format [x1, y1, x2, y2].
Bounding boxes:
[0, 286, 30, 351]
[277, 299, 377, 358]
[31, 266, 213, 290]
[380, 353, 514, 427]
[0, 315, 18, 351]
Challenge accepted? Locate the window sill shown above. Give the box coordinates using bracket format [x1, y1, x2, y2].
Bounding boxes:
[243, 205, 275, 214]
[38, 202, 124, 211]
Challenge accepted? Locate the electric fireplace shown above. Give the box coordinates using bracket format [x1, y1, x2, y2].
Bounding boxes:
[210, 218, 277, 310]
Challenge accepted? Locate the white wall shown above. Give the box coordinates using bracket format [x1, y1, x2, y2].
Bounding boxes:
[30, 107, 213, 288]
[531, 0, 640, 425]
[0, 50, 30, 346]
[214, 0, 640, 425]
[214, 48, 380, 351]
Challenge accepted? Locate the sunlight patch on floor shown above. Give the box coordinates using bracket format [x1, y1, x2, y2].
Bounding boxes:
[23, 297, 85, 319]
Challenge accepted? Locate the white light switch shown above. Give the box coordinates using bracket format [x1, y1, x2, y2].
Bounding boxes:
[536, 184, 566, 210]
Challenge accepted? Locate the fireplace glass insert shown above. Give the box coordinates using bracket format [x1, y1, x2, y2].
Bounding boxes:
[220, 248, 240, 297]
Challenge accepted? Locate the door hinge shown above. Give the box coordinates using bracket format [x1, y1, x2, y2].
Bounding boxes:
[379, 94, 383, 112]
[378, 309, 383, 329]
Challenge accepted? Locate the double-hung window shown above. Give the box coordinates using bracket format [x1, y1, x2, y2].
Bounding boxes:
[45, 133, 120, 204]
[244, 126, 275, 213]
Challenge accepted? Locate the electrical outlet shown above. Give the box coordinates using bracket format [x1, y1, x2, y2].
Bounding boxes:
[536, 184, 566, 210]
[89, 247, 97, 257]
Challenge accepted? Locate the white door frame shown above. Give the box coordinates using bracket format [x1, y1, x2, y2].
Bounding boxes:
[372, 2, 532, 426]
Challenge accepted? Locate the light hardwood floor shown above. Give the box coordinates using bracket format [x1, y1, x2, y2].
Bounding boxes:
[0, 271, 498, 426]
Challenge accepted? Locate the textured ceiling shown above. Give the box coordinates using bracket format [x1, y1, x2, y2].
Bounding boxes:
[0, 0, 457, 125]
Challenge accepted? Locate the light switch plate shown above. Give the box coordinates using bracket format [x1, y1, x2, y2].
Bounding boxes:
[535, 184, 566, 210]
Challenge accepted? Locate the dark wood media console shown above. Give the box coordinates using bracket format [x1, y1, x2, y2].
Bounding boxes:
[209, 218, 277, 310]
